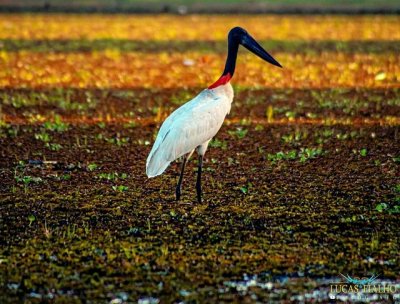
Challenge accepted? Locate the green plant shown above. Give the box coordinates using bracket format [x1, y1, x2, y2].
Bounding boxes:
[98, 172, 127, 181]
[360, 148, 368, 157]
[375, 202, 388, 212]
[15, 175, 43, 193]
[209, 138, 227, 150]
[254, 124, 264, 131]
[171, 91, 194, 106]
[370, 231, 380, 251]
[43, 115, 69, 132]
[281, 129, 307, 144]
[239, 182, 252, 194]
[267, 147, 324, 164]
[64, 224, 77, 239]
[228, 128, 248, 139]
[59, 174, 72, 181]
[97, 122, 106, 129]
[34, 132, 52, 143]
[112, 185, 129, 192]
[45, 143, 62, 151]
[87, 163, 98, 171]
[298, 147, 323, 162]
[28, 215, 36, 226]
[137, 139, 151, 145]
[267, 150, 297, 164]
[123, 121, 137, 129]
[104, 134, 129, 146]
[1, 92, 33, 108]
[375, 202, 400, 214]
[285, 111, 296, 119]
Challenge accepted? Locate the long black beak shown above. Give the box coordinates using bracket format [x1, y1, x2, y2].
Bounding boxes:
[241, 33, 282, 68]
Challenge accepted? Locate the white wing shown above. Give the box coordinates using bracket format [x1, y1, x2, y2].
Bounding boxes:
[146, 89, 231, 177]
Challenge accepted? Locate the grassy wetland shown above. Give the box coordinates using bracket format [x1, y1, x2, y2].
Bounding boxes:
[0, 14, 399, 303]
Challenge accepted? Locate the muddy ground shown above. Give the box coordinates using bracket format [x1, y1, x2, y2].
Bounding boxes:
[0, 87, 399, 303]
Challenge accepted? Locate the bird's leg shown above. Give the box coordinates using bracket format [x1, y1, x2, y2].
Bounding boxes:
[176, 155, 188, 201]
[196, 154, 203, 203]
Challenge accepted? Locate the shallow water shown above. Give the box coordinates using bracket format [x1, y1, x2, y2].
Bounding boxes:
[221, 274, 400, 303]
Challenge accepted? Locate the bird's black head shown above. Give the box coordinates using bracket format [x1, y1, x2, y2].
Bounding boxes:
[229, 26, 282, 68]
[228, 26, 248, 43]
[209, 26, 282, 89]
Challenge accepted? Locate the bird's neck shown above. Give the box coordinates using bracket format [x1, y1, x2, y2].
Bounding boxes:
[208, 37, 239, 90]
[208, 73, 231, 90]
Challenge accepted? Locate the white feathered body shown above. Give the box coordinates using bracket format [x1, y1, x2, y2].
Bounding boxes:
[146, 83, 234, 178]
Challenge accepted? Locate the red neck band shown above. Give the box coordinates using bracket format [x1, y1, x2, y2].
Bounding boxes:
[208, 73, 231, 90]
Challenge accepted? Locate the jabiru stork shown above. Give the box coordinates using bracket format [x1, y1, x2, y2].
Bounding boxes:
[146, 26, 282, 203]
